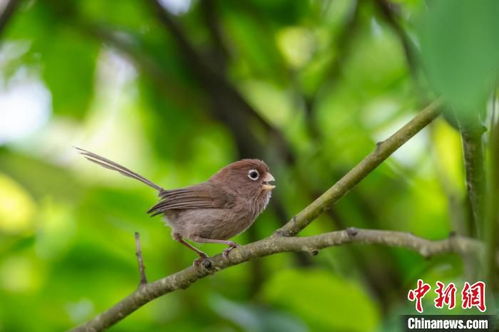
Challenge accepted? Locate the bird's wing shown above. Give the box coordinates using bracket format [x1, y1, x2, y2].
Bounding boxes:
[147, 182, 236, 216]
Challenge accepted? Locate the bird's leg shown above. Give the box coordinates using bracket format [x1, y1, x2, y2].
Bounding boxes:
[172, 233, 209, 265]
[191, 236, 240, 259]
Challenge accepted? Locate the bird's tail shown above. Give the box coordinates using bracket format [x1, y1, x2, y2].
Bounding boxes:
[76, 147, 164, 192]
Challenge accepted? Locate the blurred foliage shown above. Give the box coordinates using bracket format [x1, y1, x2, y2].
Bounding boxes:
[0, 0, 497, 331]
[419, 0, 499, 120]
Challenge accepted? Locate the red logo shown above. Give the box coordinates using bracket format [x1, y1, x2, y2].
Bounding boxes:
[408, 279, 431, 313]
[461, 281, 486, 312]
[408, 280, 486, 313]
[434, 281, 456, 309]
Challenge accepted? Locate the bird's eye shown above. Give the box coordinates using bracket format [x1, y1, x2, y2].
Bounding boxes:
[248, 169, 260, 180]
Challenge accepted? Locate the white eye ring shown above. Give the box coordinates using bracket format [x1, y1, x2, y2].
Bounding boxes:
[248, 169, 260, 181]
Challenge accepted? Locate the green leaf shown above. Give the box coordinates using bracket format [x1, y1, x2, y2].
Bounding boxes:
[39, 28, 98, 118]
[419, 0, 499, 120]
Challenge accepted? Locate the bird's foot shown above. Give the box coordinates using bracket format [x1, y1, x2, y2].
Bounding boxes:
[193, 253, 211, 268]
[222, 242, 240, 259]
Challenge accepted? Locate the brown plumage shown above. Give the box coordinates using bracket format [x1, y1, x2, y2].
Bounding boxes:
[76, 148, 275, 264]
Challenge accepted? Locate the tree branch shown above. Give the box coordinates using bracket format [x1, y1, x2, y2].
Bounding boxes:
[134, 232, 148, 287]
[459, 118, 486, 238]
[275, 100, 442, 237]
[72, 227, 486, 332]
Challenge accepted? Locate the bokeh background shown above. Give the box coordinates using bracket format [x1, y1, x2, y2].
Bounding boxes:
[0, 0, 498, 331]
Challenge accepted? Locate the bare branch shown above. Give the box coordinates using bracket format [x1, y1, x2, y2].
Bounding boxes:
[459, 119, 486, 238]
[134, 232, 148, 287]
[72, 227, 485, 332]
[275, 100, 442, 237]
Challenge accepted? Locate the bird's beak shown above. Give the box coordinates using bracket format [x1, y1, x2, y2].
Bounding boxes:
[262, 172, 276, 190]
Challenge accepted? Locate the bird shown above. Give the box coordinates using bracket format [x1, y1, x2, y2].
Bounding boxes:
[76, 148, 275, 264]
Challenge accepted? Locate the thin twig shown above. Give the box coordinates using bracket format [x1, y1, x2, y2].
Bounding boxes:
[275, 100, 442, 237]
[459, 116, 486, 238]
[134, 232, 148, 286]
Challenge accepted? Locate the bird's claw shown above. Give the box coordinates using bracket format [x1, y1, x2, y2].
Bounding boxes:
[222, 242, 240, 259]
[193, 253, 211, 268]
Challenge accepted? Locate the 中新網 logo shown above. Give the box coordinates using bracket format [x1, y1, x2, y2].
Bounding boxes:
[407, 279, 486, 313]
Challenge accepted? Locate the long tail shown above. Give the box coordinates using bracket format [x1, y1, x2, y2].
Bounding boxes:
[76, 147, 164, 192]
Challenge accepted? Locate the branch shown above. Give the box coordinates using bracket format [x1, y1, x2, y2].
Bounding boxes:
[72, 228, 485, 332]
[134, 232, 148, 286]
[275, 100, 442, 236]
[459, 119, 486, 238]
[428, 125, 479, 278]
[0, 0, 21, 41]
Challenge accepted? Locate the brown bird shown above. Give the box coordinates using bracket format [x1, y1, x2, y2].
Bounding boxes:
[76, 148, 275, 264]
